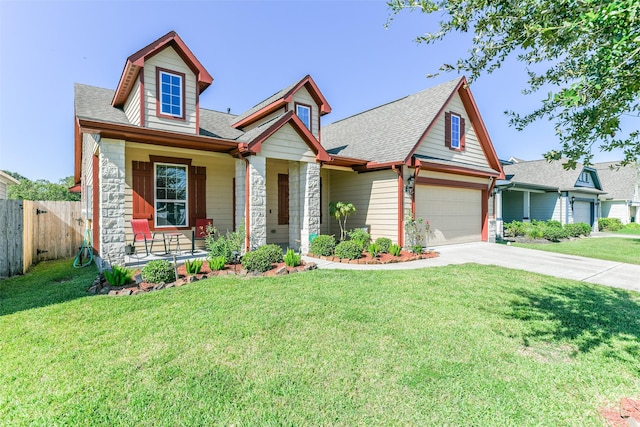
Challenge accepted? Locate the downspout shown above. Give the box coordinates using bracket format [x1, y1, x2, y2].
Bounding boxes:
[393, 165, 404, 247]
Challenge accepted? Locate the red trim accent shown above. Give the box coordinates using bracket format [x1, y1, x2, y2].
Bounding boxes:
[324, 155, 369, 168]
[92, 155, 100, 255]
[139, 73, 145, 127]
[112, 31, 213, 107]
[416, 159, 501, 178]
[246, 110, 331, 162]
[156, 67, 187, 121]
[481, 189, 489, 241]
[77, 118, 239, 153]
[404, 77, 503, 179]
[355, 161, 404, 173]
[415, 176, 489, 191]
[294, 102, 313, 131]
[232, 75, 331, 129]
[69, 184, 81, 193]
[196, 84, 200, 133]
[148, 155, 192, 166]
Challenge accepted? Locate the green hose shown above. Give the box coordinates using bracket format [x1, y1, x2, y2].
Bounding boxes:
[73, 229, 94, 268]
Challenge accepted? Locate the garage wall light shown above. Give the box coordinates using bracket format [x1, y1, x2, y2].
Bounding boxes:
[405, 174, 415, 194]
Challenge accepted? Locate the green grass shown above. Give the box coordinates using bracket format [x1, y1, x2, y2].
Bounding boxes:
[514, 237, 640, 265]
[1, 259, 639, 426]
[613, 224, 640, 235]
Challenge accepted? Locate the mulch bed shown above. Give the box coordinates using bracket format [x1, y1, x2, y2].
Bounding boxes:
[601, 398, 640, 426]
[309, 249, 439, 264]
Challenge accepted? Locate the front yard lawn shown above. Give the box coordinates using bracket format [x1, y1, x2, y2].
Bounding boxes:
[514, 237, 640, 265]
[1, 259, 638, 426]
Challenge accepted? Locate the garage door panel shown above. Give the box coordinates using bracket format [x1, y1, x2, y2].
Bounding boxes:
[573, 201, 592, 225]
[415, 185, 482, 245]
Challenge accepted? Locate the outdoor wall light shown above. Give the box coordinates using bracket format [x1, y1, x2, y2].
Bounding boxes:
[570, 196, 576, 209]
[405, 174, 415, 194]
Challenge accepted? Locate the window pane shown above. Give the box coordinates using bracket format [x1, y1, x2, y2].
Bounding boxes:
[156, 202, 187, 227]
[171, 75, 180, 86]
[161, 73, 170, 84]
[297, 105, 310, 129]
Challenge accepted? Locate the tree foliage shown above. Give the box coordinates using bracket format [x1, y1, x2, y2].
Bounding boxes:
[3, 171, 80, 201]
[329, 201, 356, 241]
[388, 0, 640, 168]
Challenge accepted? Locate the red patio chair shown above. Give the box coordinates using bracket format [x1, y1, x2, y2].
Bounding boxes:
[131, 219, 167, 256]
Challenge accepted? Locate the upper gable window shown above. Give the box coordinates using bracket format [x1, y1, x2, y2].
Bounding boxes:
[445, 111, 465, 151]
[296, 103, 311, 130]
[578, 171, 590, 183]
[158, 69, 184, 119]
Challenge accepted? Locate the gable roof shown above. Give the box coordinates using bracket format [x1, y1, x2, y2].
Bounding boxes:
[232, 75, 331, 129]
[502, 159, 605, 194]
[593, 161, 639, 200]
[112, 31, 213, 108]
[321, 76, 502, 174]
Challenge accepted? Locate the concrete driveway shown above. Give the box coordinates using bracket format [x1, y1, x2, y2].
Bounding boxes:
[303, 242, 640, 293]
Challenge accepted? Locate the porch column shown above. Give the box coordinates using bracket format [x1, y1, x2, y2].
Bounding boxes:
[248, 156, 267, 249]
[495, 189, 503, 240]
[523, 190, 531, 222]
[300, 162, 320, 255]
[98, 139, 125, 267]
[288, 161, 301, 251]
[234, 159, 246, 236]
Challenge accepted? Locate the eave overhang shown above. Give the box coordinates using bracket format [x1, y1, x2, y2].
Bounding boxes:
[411, 157, 502, 179]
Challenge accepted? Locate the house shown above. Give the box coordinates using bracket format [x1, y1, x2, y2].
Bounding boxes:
[73, 31, 504, 266]
[495, 159, 606, 237]
[0, 170, 19, 199]
[594, 161, 640, 224]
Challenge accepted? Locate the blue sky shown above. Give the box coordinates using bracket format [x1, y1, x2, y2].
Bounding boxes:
[0, 0, 624, 182]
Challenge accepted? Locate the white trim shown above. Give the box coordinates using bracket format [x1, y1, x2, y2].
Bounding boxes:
[296, 104, 311, 129]
[154, 162, 188, 228]
[450, 113, 461, 149]
[159, 70, 183, 117]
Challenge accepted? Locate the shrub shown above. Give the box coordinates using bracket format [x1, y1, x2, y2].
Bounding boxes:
[141, 259, 176, 284]
[525, 227, 544, 240]
[260, 244, 284, 264]
[205, 226, 244, 264]
[542, 226, 567, 242]
[207, 255, 226, 271]
[334, 240, 363, 260]
[104, 264, 134, 286]
[347, 228, 370, 250]
[404, 212, 426, 249]
[411, 244, 423, 254]
[598, 217, 623, 231]
[565, 222, 591, 237]
[309, 235, 336, 256]
[504, 221, 526, 237]
[545, 220, 563, 229]
[329, 201, 356, 241]
[241, 247, 273, 273]
[284, 248, 301, 267]
[389, 244, 402, 257]
[625, 222, 640, 230]
[374, 237, 392, 253]
[184, 259, 203, 275]
[367, 243, 380, 258]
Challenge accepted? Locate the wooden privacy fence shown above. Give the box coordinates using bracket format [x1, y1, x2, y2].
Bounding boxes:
[0, 200, 83, 278]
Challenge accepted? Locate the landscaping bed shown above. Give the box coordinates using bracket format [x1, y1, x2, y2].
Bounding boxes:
[309, 249, 438, 264]
[87, 259, 318, 296]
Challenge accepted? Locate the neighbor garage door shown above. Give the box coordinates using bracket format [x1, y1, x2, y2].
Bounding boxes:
[415, 185, 482, 245]
[573, 201, 593, 226]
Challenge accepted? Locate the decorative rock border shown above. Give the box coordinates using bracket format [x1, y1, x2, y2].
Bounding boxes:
[307, 250, 439, 265]
[87, 261, 318, 296]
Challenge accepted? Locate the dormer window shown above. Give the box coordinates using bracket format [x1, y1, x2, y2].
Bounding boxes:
[450, 114, 461, 149]
[445, 111, 465, 151]
[158, 69, 184, 119]
[296, 103, 311, 130]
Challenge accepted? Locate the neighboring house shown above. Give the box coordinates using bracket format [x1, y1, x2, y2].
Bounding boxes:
[594, 161, 640, 224]
[0, 171, 19, 199]
[73, 31, 504, 266]
[495, 159, 605, 237]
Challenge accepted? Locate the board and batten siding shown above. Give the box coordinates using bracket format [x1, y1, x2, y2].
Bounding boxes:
[258, 124, 316, 163]
[124, 145, 236, 247]
[290, 86, 319, 138]
[328, 169, 398, 242]
[530, 192, 561, 222]
[414, 92, 491, 170]
[124, 76, 141, 126]
[265, 159, 290, 244]
[144, 46, 197, 134]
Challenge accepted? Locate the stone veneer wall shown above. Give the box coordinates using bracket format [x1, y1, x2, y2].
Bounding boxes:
[248, 156, 267, 249]
[99, 139, 126, 266]
[300, 162, 320, 255]
[288, 161, 301, 251]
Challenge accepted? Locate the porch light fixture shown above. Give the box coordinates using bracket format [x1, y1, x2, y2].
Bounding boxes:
[570, 196, 575, 209]
[405, 174, 415, 194]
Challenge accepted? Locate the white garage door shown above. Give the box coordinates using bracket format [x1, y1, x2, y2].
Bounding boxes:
[415, 185, 482, 245]
[573, 201, 592, 226]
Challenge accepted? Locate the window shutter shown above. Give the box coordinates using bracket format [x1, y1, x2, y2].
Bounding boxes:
[444, 112, 452, 148]
[278, 174, 289, 225]
[189, 166, 207, 227]
[460, 117, 466, 150]
[132, 161, 154, 221]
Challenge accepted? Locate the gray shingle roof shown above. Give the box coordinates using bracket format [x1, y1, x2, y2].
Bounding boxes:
[321, 77, 463, 164]
[232, 80, 298, 126]
[503, 159, 605, 193]
[75, 83, 244, 140]
[593, 161, 639, 200]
